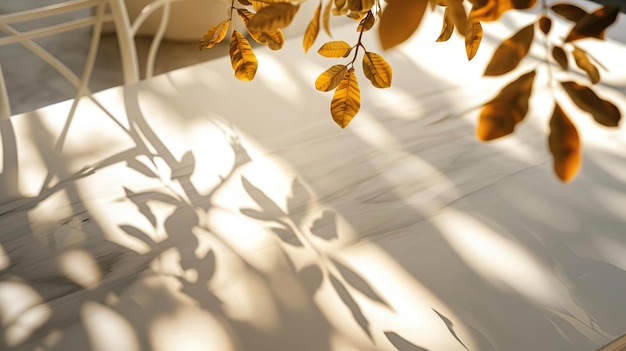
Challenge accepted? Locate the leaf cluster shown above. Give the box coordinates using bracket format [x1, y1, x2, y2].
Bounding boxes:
[199, 0, 623, 182]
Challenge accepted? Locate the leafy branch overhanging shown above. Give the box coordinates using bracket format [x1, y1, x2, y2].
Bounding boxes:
[199, 0, 623, 182]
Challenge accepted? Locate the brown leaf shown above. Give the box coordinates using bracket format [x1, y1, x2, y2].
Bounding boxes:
[348, 0, 375, 12]
[238, 9, 285, 50]
[572, 47, 600, 84]
[323, 0, 333, 36]
[477, 70, 536, 140]
[564, 4, 620, 42]
[561, 81, 621, 127]
[362, 51, 393, 88]
[251, 0, 270, 11]
[229, 31, 258, 81]
[358, 11, 376, 32]
[550, 3, 587, 22]
[303, 1, 322, 52]
[199, 19, 230, 49]
[315, 64, 348, 91]
[333, 0, 348, 15]
[443, 0, 468, 36]
[484, 23, 534, 76]
[247, 3, 301, 32]
[437, 8, 455, 42]
[238, 0, 252, 5]
[318, 40, 353, 57]
[378, 0, 429, 50]
[552, 46, 568, 70]
[470, 0, 537, 22]
[549, 103, 581, 182]
[331, 68, 360, 128]
[538, 16, 552, 35]
[465, 18, 483, 60]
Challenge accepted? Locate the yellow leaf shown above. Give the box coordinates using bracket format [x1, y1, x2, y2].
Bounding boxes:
[348, 0, 375, 12]
[247, 3, 301, 32]
[437, 8, 455, 42]
[564, 4, 620, 42]
[470, 0, 536, 22]
[551, 46, 568, 70]
[484, 23, 534, 76]
[251, 0, 270, 11]
[229, 31, 258, 81]
[199, 19, 231, 49]
[238, 9, 285, 50]
[357, 11, 376, 32]
[550, 3, 587, 22]
[465, 18, 483, 60]
[331, 68, 360, 128]
[333, 0, 348, 15]
[362, 51, 392, 88]
[538, 15, 552, 34]
[549, 103, 581, 182]
[477, 70, 536, 140]
[442, 0, 467, 36]
[378, 0, 429, 50]
[303, 1, 322, 52]
[572, 47, 600, 84]
[318, 40, 353, 57]
[323, 0, 333, 36]
[315, 64, 348, 91]
[561, 81, 621, 127]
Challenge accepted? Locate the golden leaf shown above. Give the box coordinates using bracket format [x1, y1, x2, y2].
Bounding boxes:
[303, 1, 322, 52]
[229, 31, 258, 81]
[470, 0, 537, 22]
[477, 70, 536, 140]
[237, 9, 285, 50]
[346, 11, 364, 20]
[552, 46, 568, 70]
[378, 0, 429, 50]
[357, 11, 376, 32]
[564, 4, 620, 42]
[315, 64, 348, 91]
[331, 68, 360, 128]
[363, 51, 392, 88]
[251, 0, 270, 11]
[550, 3, 587, 22]
[333, 0, 348, 15]
[484, 23, 534, 76]
[572, 47, 600, 84]
[465, 18, 483, 60]
[549, 103, 581, 182]
[443, 0, 467, 36]
[247, 3, 301, 32]
[561, 81, 621, 127]
[538, 16, 552, 35]
[348, 0, 375, 12]
[199, 19, 230, 49]
[318, 40, 353, 57]
[323, 0, 333, 36]
[437, 8, 455, 42]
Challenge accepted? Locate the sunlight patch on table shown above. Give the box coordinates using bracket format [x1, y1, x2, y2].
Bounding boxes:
[82, 301, 140, 351]
[255, 52, 302, 101]
[433, 210, 565, 308]
[0, 281, 51, 347]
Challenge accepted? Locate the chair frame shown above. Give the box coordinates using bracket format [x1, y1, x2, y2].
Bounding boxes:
[0, 0, 139, 119]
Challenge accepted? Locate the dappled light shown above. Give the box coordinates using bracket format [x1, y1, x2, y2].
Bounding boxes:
[1, 1, 626, 350]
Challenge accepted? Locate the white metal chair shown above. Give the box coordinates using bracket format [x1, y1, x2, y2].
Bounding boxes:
[129, 0, 194, 79]
[0, 0, 139, 119]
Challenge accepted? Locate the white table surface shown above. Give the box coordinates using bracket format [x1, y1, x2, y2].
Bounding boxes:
[1, 3, 626, 351]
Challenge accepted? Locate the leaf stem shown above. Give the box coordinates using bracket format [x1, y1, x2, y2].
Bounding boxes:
[349, 11, 370, 66]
